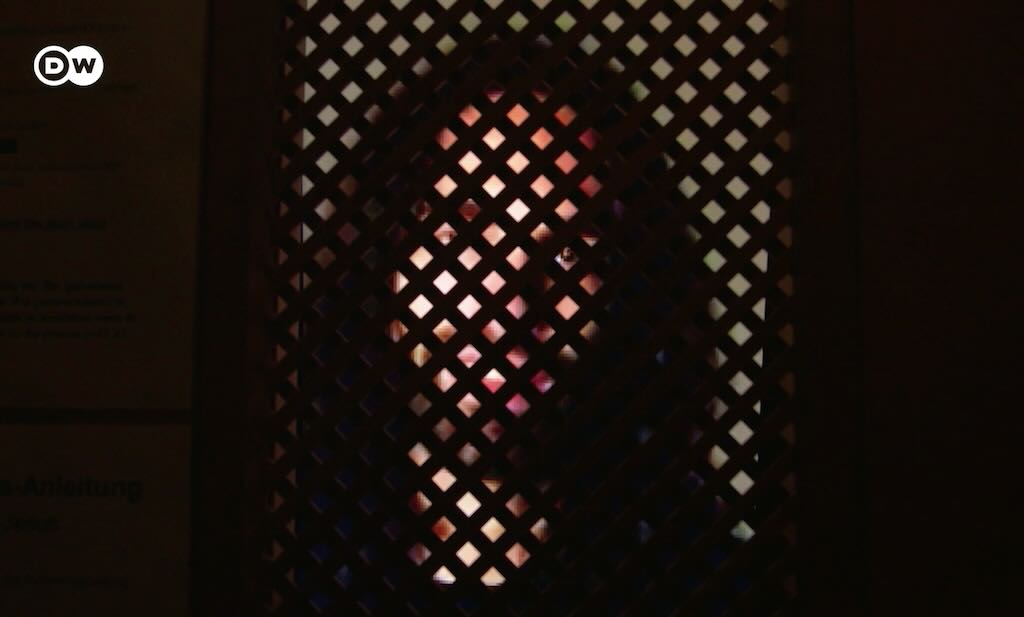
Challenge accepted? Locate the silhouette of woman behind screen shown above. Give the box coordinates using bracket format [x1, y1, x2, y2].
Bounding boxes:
[306, 37, 765, 614]
[372, 37, 736, 607]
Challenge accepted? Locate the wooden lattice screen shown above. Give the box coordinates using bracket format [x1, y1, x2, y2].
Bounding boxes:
[266, 0, 795, 614]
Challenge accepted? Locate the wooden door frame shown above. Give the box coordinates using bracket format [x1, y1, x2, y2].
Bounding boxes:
[789, 0, 867, 615]
[192, 0, 280, 614]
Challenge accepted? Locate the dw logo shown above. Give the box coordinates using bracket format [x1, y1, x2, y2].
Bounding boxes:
[33, 45, 104, 87]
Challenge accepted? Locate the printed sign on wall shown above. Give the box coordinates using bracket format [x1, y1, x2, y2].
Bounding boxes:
[0, 0, 207, 409]
[0, 425, 191, 617]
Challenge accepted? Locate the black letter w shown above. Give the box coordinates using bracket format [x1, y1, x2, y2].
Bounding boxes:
[73, 57, 96, 73]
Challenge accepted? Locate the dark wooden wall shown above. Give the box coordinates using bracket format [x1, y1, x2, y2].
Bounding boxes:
[853, 1, 1023, 613]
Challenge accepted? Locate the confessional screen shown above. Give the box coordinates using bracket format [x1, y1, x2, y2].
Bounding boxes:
[266, 2, 796, 614]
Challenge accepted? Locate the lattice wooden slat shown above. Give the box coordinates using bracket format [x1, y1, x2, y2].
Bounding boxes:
[266, 1, 795, 614]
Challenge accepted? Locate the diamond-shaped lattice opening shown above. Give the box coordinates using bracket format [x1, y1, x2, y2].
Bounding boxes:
[555, 296, 579, 320]
[482, 271, 506, 294]
[506, 543, 530, 567]
[506, 346, 528, 369]
[481, 567, 505, 587]
[481, 369, 505, 393]
[408, 543, 430, 566]
[481, 420, 504, 443]
[457, 393, 480, 417]
[458, 246, 482, 270]
[483, 128, 505, 149]
[409, 295, 433, 318]
[457, 344, 481, 368]
[482, 517, 505, 541]
[457, 295, 482, 318]
[434, 270, 457, 294]
[435, 222, 457, 244]
[457, 443, 480, 466]
[433, 517, 455, 541]
[483, 175, 505, 198]
[432, 468, 456, 492]
[457, 542, 481, 566]
[482, 223, 506, 246]
[506, 199, 530, 222]
[459, 151, 481, 173]
[434, 175, 457, 197]
[433, 319, 456, 342]
[482, 319, 505, 343]
[531, 127, 553, 149]
[433, 418, 456, 441]
[507, 151, 530, 173]
[456, 492, 481, 517]
[408, 443, 430, 466]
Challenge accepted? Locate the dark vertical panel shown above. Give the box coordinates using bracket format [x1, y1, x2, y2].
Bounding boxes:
[192, 0, 279, 614]
[853, 2, 1024, 613]
[790, 0, 866, 614]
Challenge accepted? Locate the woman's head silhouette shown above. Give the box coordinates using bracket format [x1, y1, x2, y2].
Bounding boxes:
[360, 37, 713, 596]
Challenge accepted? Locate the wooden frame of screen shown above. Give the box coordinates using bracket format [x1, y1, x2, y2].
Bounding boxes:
[192, 0, 280, 614]
[790, 0, 867, 614]
[191, 0, 867, 614]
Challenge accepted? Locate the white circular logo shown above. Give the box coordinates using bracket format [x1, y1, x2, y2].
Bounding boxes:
[33, 45, 104, 87]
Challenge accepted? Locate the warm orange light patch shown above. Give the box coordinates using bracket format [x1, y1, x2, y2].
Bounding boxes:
[507, 151, 530, 174]
[555, 151, 578, 174]
[483, 127, 505, 149]
[531, 175, 554, 198]
[531, 127, 554, 150]
[459, 151, 481, 173]
[457, 344, 481, 368]
[483, 174, 506, 197]
[506, 198, 530, 222]
[434, 175, 457, 197]
[579, 127, 599, 150]
[556, 199, 578, 221]
[458, 246, 482, 269]
[482, 222, 506, 245]
[555, 104, 576, 126]
[434, 222, 456, 245]
[507, 103, 530, 126]
[580, 175, 602, 197]
[437, 127, 457, 149]
[459, 105, 481, 126]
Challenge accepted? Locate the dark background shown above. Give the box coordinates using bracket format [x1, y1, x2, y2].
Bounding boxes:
[1, 0, 1018, 613]
[191, 1, 1024, 615]
[853, 1, 1023, 613]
